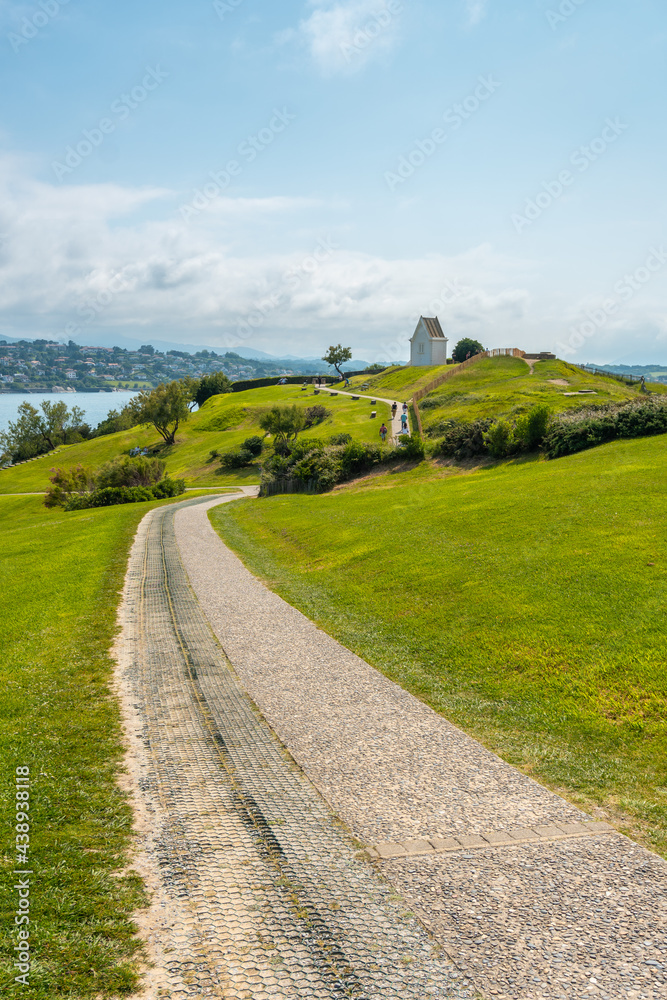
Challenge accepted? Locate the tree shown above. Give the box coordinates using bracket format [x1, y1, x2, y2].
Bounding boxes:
[259, 405, 305, 453]
[193, 371, 233, 408]
[452, 338, 485, 364]
[322, 344, 352, 377]
[130, 381, 191, 445]
[139, 344, 155, 355]
[0, 400, 87, 464]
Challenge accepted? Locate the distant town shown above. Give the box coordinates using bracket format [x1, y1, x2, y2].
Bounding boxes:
[0, 339, 345, 393]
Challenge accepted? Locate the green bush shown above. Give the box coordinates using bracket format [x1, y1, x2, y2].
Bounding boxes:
[151, 478, 186, 498]
[397, 434, 426, 460]
[96, 454, 165, 489]
[329, 432, 352, 445]
[484, 419, 514, 458]
[544, 397, 667, 459]
[219, 448, 254, 469]
[434, 419, 493, 460]
[514, 404, 550, 451]
[304, 405, 331, 428]
[242, 436, 264, 457]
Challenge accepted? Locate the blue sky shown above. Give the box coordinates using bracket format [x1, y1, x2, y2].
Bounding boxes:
[0, 0, 666, 363]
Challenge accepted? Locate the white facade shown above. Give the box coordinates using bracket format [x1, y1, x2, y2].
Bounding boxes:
[409, 316, 448, 366]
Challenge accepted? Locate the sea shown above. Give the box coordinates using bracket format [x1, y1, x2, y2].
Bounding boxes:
[0, 391, 138, 436]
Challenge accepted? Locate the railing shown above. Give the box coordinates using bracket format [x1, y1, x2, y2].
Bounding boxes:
[259, 476, 319, 498]
[572, 363, 645, 386]
[411, 349, 525, 435]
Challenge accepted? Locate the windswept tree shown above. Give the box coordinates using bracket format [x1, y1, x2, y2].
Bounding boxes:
[322, 344, 352, 377]
[130, 381, 191, 446]
[259, 405, 306, 453]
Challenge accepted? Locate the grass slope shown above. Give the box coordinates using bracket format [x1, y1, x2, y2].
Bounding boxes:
[0, 385, 390, 495]
[418, 356, 667, 429]
[346, 364, 452, 397]
[0, 492, 214, 997]
[210, 437, 667, 857]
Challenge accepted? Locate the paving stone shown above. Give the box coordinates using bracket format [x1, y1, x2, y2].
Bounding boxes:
[176, 500, 589, 846]
[116, 497, 467, 998]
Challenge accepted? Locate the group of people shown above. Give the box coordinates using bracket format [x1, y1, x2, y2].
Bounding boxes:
[379, 401, 409, 442]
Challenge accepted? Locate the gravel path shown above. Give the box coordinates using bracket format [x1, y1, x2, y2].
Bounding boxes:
[171, 496, 667, 1000]
[325, 386, 409, 441]
[116, 495, 470, 999]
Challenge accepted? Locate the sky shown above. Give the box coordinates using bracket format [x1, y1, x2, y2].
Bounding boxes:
[0, 0, 666, 365]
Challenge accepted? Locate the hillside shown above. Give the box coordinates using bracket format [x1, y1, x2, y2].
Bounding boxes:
[0, 383, 391, 494]
[414, 355, 667, 432]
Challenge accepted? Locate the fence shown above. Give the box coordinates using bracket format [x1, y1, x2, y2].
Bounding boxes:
[259, 476, 320, 498]
[573, 363, 645, 386]
[411, 349, 525, 436]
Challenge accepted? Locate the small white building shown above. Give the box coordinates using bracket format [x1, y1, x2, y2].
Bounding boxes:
[409, 316, 449, 366]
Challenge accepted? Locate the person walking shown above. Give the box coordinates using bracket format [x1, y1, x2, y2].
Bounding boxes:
[391, 401, 398, 419]
[379, 422, 388, 443]
[402, 401, 408, 414]
[401, 412, 408, 433]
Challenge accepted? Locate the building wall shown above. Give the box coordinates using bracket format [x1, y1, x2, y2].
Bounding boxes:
[410, 326, 432, 366]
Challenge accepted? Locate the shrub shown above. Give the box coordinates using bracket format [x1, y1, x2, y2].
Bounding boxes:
[514, 404, 550, 451]
[435, 419, 493, 460]
[484, 419, 514, 458]
[543, 397, 667, 460]
[219, 448, 254, 469]
[151, 478, 186, 498]
[329, 432, 352, 445]
[242, 436, 263, 457]
[44, 464, 95, 509]
[304, 405, 331, 428]
[397, 434, 426, 460]
[96, 455, 166, 489]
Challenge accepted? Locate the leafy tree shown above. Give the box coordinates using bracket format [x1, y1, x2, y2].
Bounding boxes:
[322, 344, 352, 377]
[0, 400, 86, 464]
[130, 381, 191, 445]
[304, 405, 331, 427]
[193, 371, 233, 407]
[139, 344, 155, 355]
[452, 338, 485, 364]
[259, 405, 306, 453]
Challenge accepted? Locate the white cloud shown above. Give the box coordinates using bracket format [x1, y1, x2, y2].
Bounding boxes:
[465, 0, 487, 27]
[298, 0, 403, 77]
[2, 157, 665, 364]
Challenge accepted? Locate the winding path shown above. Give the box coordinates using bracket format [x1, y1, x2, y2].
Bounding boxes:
[118, 494, 667, 1000]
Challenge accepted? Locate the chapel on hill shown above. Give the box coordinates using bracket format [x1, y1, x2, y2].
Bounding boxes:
[409, 316, 449, 366]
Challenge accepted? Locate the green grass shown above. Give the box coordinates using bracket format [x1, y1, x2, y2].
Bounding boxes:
[0, 386, 391, 495]
[209, 436, 667, 857]
[418, 356, 667, 429]
[0, 492, 217, 997]
[346, 364, 452, 397]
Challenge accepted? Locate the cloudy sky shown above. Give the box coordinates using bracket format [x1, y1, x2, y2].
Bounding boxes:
[1, 0, 666, 363]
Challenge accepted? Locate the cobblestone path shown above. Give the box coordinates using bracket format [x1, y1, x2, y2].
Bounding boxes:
[117, 496, 471, 999]
[174, 497, 667, 1000]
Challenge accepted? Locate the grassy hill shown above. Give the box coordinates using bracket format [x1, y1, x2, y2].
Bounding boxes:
[210, 432, 667, 858]
[417, 355, 667, 431]
[0, 384, 391, 494]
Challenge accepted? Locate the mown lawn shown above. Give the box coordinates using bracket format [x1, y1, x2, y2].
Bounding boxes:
[0, 385, 389, 495]
[419, 356, 667, 429]
[347, 363, 452, 397]
[210, 436, 667, 856]
[0, 493, 212, 998]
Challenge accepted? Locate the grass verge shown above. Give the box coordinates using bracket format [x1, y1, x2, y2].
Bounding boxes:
[209, 437, 667, 857]
[0, 492, 219, 997]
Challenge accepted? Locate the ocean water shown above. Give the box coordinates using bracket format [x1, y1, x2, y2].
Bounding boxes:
[0, 391, 138, 435]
